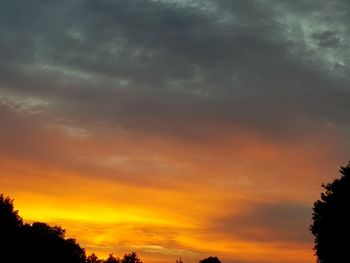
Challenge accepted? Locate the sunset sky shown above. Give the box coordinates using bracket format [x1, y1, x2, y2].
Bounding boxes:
[1, 0, 350, 262]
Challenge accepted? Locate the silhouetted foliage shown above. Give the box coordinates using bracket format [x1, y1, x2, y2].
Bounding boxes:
[311, 163, 350, 263]
[176, 257, 184, 263]
[87, 253, 103, 263]
[199, 256, 221, 263]
[25, 222, 86, 263]
[0, 194, 86, 263]
[0, 194, 24, 261]
[0, 194, 148, 263]
[105, 253, 120, 263]
[0, 194, 23, 230]
[121, 252, 142, 263]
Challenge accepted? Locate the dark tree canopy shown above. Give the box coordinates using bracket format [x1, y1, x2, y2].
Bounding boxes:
[121, 252, 142, 263]
[0, 194, 22, 230]
[199, 256, 221, 263]
[105, 253, 120, 263]
[87, 253, 103, 263]
[311, 163, 350, 263]
[0, 194, 87, 263]
[0, 194, 142, 263]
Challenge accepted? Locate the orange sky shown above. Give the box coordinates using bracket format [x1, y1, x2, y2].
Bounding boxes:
[1, 114, 345, 262]
[1, 1, 350, 262]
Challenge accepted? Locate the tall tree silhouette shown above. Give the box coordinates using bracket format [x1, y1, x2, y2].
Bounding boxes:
[0, 194, 86, 263]
[311, 163, 350, 263]
[0, 194, 23, 230]
[0, 194, 24, 261]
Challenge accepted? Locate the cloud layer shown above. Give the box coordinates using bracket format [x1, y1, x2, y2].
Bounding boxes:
[1, 0, 350, 262]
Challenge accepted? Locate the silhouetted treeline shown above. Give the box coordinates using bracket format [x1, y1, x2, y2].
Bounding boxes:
[0, 194, 142, 263]
[0, 194, 221, 263]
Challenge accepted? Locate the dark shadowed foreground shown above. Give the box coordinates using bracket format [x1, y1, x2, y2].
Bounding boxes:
[311, 163, 350, 263]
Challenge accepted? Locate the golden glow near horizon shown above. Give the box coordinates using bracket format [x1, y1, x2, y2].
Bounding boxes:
[0, 122, 336, 263]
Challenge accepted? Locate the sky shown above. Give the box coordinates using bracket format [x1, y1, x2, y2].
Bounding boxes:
[1, 0, 350, 262]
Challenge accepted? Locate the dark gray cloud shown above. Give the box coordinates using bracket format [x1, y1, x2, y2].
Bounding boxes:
[312, 31, 342, 48]
[0, 0, 350, 142]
